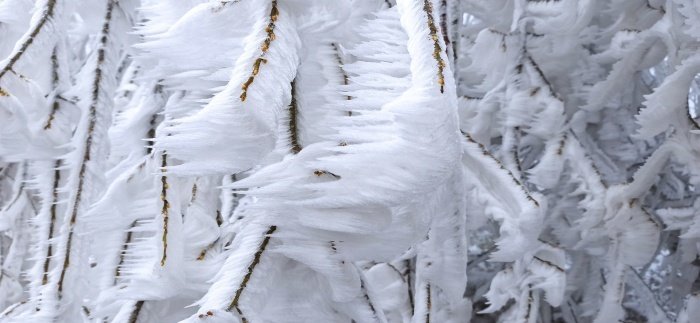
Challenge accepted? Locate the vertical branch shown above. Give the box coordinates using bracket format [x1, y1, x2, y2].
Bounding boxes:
[240, 0, 279, 102]
[43, 49, 61, 130]
[422, 0, 446, 93]
[159, 153, 170, 266]
[425, 283, 431, 323]
[331, 43, 353, 116]
[439, 0, 450, 59]
[35, 47, 65, 297]
[522, 289, 536, 322]
[56, 0, 117, 296]
[145, 114, 157, 155]
[404, 259, 415, 315]
[288, 80, 301, 154]
[114, 221, 137, 284]
[41, 160, 61, 285]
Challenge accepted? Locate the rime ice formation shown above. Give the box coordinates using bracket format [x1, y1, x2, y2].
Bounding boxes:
[0, 0, 699, 322]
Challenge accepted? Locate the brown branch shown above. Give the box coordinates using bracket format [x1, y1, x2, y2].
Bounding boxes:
[525, 54, 560, 100]
[41, 160, 61, 285]
[216, 209, 223, 226]
[227, 225, 277, 322]
[114, 221, 137, 284]
[58, 0, 117, 293]
[196, 241, 215, 261]
[331, 43, 353, 116]
[288, 79, 301, 154]
[127, 300, 145, 323]
[145, 113, 157, 155]
[556, 133, 568, 155]
[422, 0, 446, 93]
[0, 0, 58, 81]
[159, 153, 170, 266]
[240, 0, 279, 101]
[439, 0, 450, 58]
[44, 49, 61, 129]
[569, 131, 608, 188]
[313, 169, 341, 179]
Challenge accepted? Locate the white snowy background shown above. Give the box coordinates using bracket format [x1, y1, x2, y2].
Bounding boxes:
[0, 0, 699, 322]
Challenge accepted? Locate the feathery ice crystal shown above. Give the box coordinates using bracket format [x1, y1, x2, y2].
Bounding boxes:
[0, 0, 699, 322]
